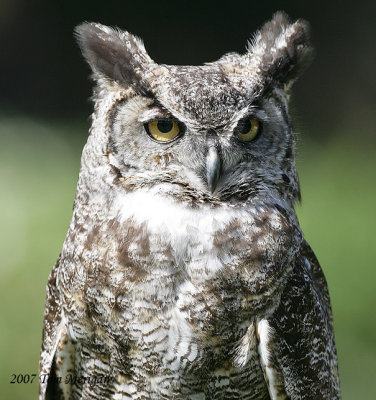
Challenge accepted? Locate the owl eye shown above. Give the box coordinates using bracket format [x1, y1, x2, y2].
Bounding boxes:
[145, 119, 182, 143]
[235, 119, 261, 142]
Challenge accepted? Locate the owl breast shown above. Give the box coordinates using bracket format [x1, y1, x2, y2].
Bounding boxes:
[61, 186, 299, 398]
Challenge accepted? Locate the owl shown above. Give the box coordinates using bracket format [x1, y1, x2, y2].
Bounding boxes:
[39, 11, 341, 400]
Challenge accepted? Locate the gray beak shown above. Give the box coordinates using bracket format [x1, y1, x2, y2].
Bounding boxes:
[206, 145, 222, 193]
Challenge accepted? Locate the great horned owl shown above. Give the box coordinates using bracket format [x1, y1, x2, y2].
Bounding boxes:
[39, 12, 341, 400]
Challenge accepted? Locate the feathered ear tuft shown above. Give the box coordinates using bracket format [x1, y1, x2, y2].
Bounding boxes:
[74, 22, 154, 94]
[248, 11, 313, 90]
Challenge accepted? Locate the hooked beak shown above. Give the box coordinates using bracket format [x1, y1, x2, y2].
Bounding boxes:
[206, 145, 222, 193]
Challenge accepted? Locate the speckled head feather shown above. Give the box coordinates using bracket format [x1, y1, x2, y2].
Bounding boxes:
[75, 22, 155, 95]
[40, 12, 340, 400]
[246, 11, 313, 90]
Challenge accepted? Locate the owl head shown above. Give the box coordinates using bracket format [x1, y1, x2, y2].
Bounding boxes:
[75, 12, 312, 207]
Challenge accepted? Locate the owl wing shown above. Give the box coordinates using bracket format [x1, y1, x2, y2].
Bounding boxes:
[39, 258, 72, 400]
[256, 240, 341, 400]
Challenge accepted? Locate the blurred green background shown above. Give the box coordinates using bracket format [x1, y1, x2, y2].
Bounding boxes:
[0, 1, 375, 399]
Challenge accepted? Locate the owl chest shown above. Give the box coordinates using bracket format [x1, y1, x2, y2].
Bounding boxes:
[111, 195, 288, 322]
[108, 197, 282, 362]
[99, 192, 288, 327]
[63, 194, 289, 398]
[115, 220, 255, 340]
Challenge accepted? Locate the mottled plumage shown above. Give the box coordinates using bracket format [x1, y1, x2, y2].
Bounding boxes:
[40, 12, 341, 400]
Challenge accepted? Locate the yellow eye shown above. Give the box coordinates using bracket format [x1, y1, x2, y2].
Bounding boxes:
[145, 119, 181, 142]
[235, 119, 260, 142]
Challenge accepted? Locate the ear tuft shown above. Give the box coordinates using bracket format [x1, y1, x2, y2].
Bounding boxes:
[74, 22, 153, 94]
[248, 11, 313, 89]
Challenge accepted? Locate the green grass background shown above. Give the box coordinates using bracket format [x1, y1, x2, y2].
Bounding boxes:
[0, 117, 375, 399]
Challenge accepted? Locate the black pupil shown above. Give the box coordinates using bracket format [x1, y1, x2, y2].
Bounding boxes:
[237, 119, 252, 134]
[157, 120, 173, 133]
